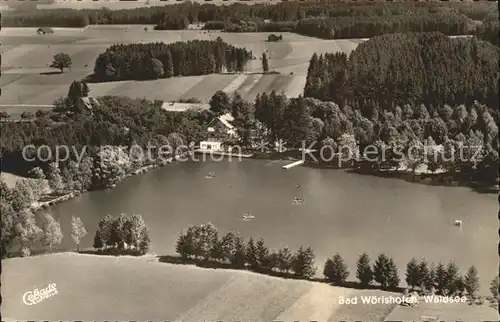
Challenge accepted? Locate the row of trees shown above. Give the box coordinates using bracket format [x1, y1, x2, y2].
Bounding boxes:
[174, 223, 495, 297]
[93, 38, 252, 82]
[325, 253, 483, 298]
[93, 213, 151, 254]
[4, 2, 495, 28]
[175, 222, 316, 279]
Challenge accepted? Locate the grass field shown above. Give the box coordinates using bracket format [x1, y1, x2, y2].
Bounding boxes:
[1, 26, 361, 115]
[2, 252, 399, 320]
[3, 253, 497, 320]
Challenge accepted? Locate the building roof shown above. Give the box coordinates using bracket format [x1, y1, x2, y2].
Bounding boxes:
[161, 102, 210, 112]
[79, 96, 100, 110]
[218, 113, 234, 129]
[37, 27, 54, 34]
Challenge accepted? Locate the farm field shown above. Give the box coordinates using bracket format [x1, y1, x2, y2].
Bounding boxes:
[1, 26, 361, 116]
[2, 252, 398, 320]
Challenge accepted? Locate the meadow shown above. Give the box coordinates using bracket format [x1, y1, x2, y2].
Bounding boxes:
[1, 26, 361, 117]
[3, 252, 497, 320]
[2, 252, 398, 320]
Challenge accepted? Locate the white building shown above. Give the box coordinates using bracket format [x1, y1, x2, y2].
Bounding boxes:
[199, 113, 237, 152]
[160, 101, 209, 112]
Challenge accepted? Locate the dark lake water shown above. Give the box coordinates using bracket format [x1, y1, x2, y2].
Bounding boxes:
[47, 158, 496, 292]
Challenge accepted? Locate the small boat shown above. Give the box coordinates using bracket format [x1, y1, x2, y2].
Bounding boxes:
[293, 197, 304, 204]
[205, 172, 216, 179]
[454, 220, 462, 227]
[242, 213, 255, 220]
[295, 184, 302, 189]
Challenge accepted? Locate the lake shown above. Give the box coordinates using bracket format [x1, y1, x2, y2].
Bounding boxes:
[47, 158, 497, 293]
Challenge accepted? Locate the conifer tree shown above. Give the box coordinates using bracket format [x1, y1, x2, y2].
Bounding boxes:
[490, 275, 499, 299]
[387, 258, 400, 289]
[245, 237, 258, 269]
[356, 252, 373, 286]
[445, 261, 460, 295]
[405, 258, 420, 289]
[262, 52, 269, 73]
[256, 238, 269, 270]
[434, 262, 447, 295]
[277, 246, 292, 273]
[464, 266, 480, 298]
[291, 246, 316, 279]
[323, 253, 349, 285]
[373, 254, 391, 289]
[231, 235, 246, 268]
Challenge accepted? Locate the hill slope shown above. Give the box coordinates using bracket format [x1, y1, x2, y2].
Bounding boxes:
[2, 253, 397, 320]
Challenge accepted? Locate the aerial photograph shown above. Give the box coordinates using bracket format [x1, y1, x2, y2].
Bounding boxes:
[0, 0, 498, 321]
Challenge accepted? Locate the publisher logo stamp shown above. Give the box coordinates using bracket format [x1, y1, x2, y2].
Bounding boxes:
[23, 283, 58, 305]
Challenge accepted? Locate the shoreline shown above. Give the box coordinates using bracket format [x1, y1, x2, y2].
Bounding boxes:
[252, 150, 499, 193]
[27, 154, 188, 213]
[18, 150, 499, 215]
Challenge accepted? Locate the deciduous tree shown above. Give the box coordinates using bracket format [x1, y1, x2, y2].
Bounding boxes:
[71, 216, 87, 252]
[14, 210, 42, 257]
[50, 53, 72, 73]
[41, 213, 63, 252]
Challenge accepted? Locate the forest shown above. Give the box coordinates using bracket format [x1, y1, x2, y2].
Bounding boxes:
[293, 13, 468, 39]
[92, 38, 253, 82]
[304, 33, 499, 110]
[3, 2, 497, 39]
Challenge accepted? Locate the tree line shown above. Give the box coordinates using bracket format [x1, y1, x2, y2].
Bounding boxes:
[294, 13, 468, 39]
[3, 1, 495, 31]
[173, 222, 496, 298]
[92, 38, 253, 82]
[204, 11, 472, 38]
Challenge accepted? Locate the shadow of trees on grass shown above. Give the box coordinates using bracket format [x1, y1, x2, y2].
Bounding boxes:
[157, 254, 405, 293]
